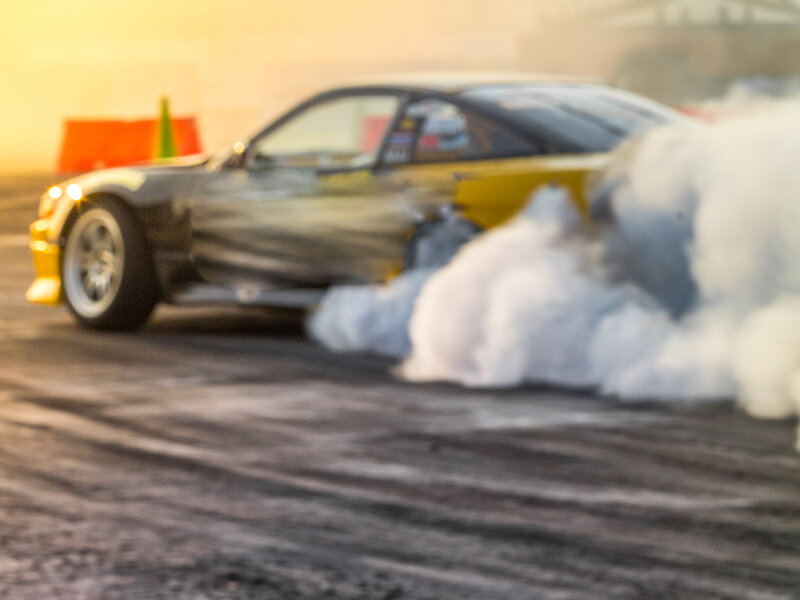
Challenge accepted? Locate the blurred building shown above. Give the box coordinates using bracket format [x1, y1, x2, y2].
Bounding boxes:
[522, 0, 800, 102]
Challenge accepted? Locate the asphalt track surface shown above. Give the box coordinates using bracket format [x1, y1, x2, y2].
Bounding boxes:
[1, 175, 800, 599]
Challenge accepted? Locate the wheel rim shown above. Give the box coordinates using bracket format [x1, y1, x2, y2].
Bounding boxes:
[63, 208, 125, 318]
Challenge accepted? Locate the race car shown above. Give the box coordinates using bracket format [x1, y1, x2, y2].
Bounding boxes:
[27, 73, 684, 330]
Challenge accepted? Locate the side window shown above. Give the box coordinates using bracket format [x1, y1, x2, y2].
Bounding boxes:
[250, 95, 398, 170]
[382, 98, 538, 166]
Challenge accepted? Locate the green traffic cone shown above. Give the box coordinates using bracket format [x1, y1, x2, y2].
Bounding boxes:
[155, 96, 178, 159]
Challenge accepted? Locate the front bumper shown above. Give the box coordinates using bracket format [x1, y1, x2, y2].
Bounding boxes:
[26, 219, 62, 305]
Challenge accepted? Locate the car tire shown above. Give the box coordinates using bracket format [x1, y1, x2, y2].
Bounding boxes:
[62, 197, 159, 331]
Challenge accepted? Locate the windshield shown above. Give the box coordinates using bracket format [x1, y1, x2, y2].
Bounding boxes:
[462, 83, 687, 153]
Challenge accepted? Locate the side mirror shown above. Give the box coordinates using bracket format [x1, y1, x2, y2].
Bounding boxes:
[226, 145, 246, 169]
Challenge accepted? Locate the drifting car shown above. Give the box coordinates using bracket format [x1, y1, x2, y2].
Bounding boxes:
[27, 73, 684, 330]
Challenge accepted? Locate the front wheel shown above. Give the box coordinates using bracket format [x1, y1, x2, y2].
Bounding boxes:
[62, 198, 159, 330]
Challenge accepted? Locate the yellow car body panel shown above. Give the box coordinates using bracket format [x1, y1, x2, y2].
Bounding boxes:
[27, 219, 63, 305]
[381, 153, 608, 229]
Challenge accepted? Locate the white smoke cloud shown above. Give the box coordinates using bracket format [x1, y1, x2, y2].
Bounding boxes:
[311, 104, 800, 444]
[307, 213, 478, 358]
[402, 186, 630, 387]
[307, 268, 434, 358]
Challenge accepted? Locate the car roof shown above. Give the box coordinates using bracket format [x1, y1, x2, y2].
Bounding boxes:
[332, 72, 593, 95]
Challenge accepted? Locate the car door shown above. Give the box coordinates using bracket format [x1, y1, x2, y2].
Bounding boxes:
[190, 91, 414, 290]
[375, 95, 600, 229]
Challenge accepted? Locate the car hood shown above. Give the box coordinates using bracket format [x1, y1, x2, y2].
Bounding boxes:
[61, 155, 213, 208]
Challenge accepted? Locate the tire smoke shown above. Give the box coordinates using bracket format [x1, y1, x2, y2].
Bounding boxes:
[311, 105, 800, 444]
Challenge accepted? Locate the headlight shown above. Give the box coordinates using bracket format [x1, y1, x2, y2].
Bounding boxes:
[66, 183, 82, 201]
[39, 183, 82, 219]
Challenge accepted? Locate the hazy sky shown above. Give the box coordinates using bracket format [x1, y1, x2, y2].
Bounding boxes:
[0, 0, 553, 172]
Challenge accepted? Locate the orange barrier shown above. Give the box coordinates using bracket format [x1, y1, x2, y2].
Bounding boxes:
[58, 117, 202, 173]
